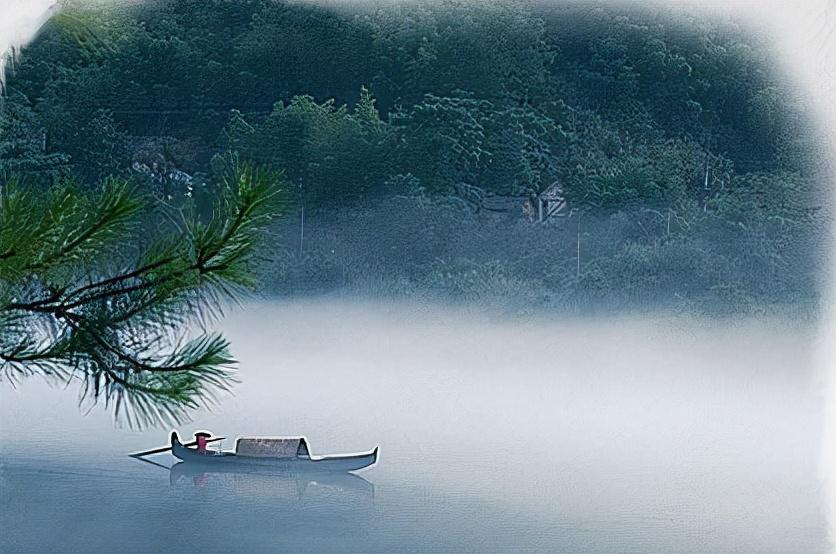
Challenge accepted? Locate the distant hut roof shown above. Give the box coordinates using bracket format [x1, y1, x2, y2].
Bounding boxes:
[236, 437, 308, 458]
[538, 181, 563, 201]
[536, 181, 567, 222]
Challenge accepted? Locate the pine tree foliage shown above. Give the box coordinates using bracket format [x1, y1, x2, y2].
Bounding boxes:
[0, 161, 283, 427]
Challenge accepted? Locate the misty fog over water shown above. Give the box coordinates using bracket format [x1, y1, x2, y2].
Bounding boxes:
[1, 0, 834, 552]
[0, 300, 830, 552]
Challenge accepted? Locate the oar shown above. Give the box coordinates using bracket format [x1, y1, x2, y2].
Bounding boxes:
[129, 437, 225, 458]
[131, 456, 172, 470]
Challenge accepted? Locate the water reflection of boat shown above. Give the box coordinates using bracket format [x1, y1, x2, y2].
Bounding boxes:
[171, 432, 378, 472]
[168, 461, 375, 499]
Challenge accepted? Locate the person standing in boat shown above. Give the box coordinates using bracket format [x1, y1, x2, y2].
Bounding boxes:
[194, 431, 212, 453]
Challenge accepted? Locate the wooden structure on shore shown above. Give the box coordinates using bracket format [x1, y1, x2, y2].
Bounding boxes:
[536, 181, 567, 223]
[478, 180, 567, 223]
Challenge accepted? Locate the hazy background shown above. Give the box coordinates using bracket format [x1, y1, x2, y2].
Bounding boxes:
[1, 0, 835, 552]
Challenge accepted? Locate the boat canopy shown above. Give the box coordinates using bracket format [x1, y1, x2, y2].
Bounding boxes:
[235, 437, 309, 458]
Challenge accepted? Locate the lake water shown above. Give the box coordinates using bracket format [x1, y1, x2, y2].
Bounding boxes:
[0, 301, 831, 552]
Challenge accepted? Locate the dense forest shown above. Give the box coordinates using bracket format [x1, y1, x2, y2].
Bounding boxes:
[1, 0, 830, 315]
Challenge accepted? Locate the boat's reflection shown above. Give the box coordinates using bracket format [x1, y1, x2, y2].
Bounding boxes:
[168, 461, 375, 501]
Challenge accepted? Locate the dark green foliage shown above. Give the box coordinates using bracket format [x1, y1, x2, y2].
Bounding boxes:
[0, 0, 829, 317]
[222, 88, 397, 207]
[0, 94, 69, 181]
[0, 163, 283, 426]
[391, 91, 559, 198]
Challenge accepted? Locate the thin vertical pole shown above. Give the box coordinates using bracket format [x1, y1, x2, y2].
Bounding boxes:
[299, 179, 305, 253]
[300, 205, 304, 253]
[576, 211, 581, 278]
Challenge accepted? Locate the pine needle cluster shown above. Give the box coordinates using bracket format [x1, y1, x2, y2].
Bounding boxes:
[0, 160, 283, 427]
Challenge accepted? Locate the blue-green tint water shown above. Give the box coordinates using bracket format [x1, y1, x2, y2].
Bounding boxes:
[1, 302, 831, 552]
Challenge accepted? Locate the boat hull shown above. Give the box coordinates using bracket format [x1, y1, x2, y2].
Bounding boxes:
[171, 435, 378, 472]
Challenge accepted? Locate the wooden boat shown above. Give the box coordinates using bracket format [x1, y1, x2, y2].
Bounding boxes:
[169, 431, 378, 472]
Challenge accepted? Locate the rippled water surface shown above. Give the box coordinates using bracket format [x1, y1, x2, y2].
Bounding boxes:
[0, 301, 830, 552]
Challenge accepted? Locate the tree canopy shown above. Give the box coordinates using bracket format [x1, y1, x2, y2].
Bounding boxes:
[1, 0, 830, 322]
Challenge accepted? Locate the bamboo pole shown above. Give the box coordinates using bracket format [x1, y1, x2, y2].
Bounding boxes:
[577, 211, 581, 278]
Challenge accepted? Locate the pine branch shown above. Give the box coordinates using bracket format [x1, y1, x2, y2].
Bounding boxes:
[0, 163, 283, 427]
[61, 256, 177, 304]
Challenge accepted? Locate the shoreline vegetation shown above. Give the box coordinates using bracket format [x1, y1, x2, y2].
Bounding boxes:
[1, 0, 832, 319]
[259, 193, 828, 319]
